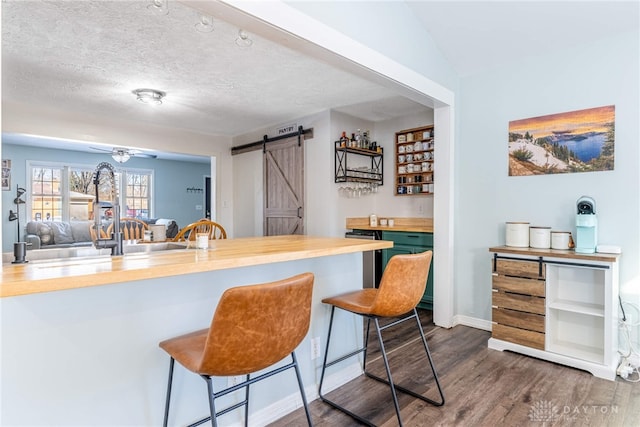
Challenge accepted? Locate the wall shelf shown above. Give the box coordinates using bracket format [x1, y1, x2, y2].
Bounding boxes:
[334, 141, 383, 185]
[394, 125, 434, 196]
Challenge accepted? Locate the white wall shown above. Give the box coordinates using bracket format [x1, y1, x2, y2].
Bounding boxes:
[283, 1, 459, 92]
[455, 30, 640, 323]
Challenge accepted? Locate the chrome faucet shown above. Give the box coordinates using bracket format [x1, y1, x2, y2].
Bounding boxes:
[92, 162, 123, 256]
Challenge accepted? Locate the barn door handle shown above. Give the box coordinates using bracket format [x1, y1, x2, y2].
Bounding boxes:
[297, 207, 302, 218]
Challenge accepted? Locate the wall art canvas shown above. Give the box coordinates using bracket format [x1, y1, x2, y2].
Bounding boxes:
[508, 105, 615, 176]
[2, 159, 11, 190]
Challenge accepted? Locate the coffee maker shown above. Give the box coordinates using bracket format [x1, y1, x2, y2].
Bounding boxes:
[575, 196, 597, 254]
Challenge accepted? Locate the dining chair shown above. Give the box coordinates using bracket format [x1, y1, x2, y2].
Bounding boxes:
[172, 219, 227, 242]
[107, 217, 148, 240]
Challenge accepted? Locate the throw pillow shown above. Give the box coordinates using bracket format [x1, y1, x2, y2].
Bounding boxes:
[50, 222, 75, 244]
[70, 221, 92, 243]
[37, 223, 53, 245]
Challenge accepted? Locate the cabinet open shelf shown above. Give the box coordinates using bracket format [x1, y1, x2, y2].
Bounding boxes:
[546, 300, 604, 317]
[546, 339, 605, 365]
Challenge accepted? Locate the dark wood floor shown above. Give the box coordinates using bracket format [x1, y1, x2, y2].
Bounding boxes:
[269, 309, 640, 427]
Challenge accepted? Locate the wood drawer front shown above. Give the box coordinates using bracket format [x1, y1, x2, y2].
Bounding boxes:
[492, 308, 545, 333]
[382, 231, 433, 247]
[492, 290, 545, 315]
[492, 275, 545, 297]
[492, 323, 545, 350]
[494, 258, 544, 279]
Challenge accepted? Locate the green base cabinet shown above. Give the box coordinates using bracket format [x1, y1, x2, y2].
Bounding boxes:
[381, 231, 433, 309]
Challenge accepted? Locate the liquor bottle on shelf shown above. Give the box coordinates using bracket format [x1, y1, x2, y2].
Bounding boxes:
[339, 131, 349, 147]
[350, 133, 356, 148]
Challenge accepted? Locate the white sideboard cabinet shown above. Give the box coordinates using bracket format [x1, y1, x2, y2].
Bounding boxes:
[488, 246, 620, 380]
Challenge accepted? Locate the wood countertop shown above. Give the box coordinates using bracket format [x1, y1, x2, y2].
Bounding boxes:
[346, 217, 433, 233]
[1, 235, 392, 298]
[489, 245, 620, 263]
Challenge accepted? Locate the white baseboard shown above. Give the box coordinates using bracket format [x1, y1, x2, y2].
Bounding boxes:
[248, 362, 362, 427]
[452, 314, 492, 331]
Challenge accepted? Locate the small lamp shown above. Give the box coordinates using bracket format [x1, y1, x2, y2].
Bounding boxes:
[10, 185, 26, 241]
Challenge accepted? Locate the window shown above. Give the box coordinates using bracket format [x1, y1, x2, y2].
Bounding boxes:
[27, 162, 153, 222]
[31, 166, 63, 221]
[124, 171, 151, 218]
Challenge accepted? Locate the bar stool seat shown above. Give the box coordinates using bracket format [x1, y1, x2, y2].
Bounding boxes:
[319, 251, 444, 426]
[160, 272, 315, 427]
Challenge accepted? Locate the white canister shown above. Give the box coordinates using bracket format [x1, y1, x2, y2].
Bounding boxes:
[505, 222, 530, 247]
[529, 226, 551, 249]
[369, 214, 378, 227]
[149, 224, 166, 242]
[551, 231, 572, 250]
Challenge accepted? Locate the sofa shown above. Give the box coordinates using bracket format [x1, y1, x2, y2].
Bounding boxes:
[25, 218, 179, 249]
[25, 221, 95, 249]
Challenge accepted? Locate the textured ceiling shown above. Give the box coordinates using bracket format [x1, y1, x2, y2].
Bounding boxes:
[2, 1, 637, 160]
[1, 0, 425, 147]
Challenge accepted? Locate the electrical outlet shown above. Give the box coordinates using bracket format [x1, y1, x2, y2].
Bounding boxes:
[311, 337, 321, 360]
[227, 375, 244, 387]
[628, 354, 640, 369]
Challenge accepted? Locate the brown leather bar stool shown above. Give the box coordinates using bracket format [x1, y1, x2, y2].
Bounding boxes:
[159, 272, 315, 427]
[318, 251, 444, 426]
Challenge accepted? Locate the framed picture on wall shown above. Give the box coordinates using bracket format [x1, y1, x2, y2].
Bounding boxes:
[2, 159, 11, 191]
[508, 105, 615, 176]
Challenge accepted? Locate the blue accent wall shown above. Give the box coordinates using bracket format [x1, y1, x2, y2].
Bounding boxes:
[2, 142, 211, 251]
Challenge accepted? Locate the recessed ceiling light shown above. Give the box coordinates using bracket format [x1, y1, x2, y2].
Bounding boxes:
[147, 0, 168, 16]
[195, 15, 214, 33]
[132, 88, 166, 105]
[235, 29, 253, 47]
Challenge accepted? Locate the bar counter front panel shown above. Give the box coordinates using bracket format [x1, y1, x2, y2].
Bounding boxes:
[1, 236, 392, 426]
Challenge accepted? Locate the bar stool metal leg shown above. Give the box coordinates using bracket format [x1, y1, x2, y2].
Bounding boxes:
[205, 377, 218, 427]
[319, 307, 444, 426]
[291, 351, 314, 426]
[163, 357, 175, 427]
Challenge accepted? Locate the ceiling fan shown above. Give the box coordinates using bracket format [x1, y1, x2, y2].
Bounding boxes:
[90, 147, 158, 163]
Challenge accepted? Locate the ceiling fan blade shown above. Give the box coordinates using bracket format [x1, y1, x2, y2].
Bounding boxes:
[89, 147, 157, 160]
[89, 146, 112, 153]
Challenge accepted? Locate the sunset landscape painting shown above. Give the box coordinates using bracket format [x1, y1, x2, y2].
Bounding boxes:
[508, 105, 615, 176]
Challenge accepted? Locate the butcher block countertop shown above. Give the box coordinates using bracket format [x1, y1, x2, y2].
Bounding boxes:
[1, 235, 392, 298]
[346, 217, 433, 233]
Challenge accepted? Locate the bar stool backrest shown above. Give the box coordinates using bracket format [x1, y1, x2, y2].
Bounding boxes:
[371, 251, 433, 317]
[197, 272, 314, 376]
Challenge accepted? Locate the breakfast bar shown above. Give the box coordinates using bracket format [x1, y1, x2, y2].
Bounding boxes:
[0, 235, 392, 426]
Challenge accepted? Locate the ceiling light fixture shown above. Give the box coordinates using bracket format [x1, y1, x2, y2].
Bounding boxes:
[132, 88, 166, 105]
[147, 0, 169, 16]
[195, 14, 214, 33]
[112, 149, 131, 164]
[235, 29, 253, 47]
